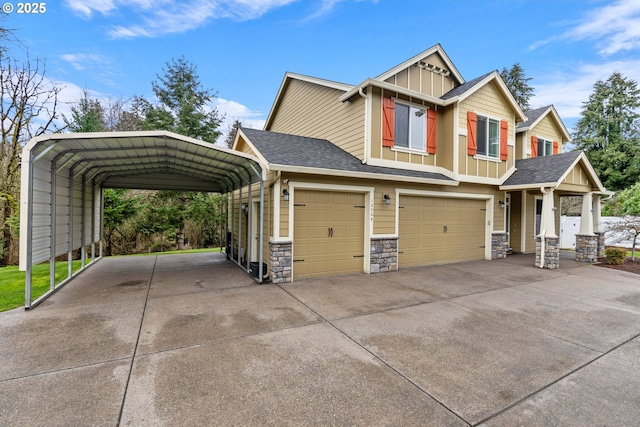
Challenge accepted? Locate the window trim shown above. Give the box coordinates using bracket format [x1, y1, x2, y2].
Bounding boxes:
[536, 136, 553, 156]
[393, 99, 427, 153]
[474, 112, 501, 160]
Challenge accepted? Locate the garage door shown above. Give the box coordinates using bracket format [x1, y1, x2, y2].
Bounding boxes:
[399, 195, 486, 267]
[293, 190, 365, 279]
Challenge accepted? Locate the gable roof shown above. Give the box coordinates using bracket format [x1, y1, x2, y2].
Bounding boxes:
[265, 72, 353, 130]
[238, 128, 456, 185]
[516, 105, 571, 142]
[441, 70, 527, 122]
[375, 43, 465, 85]
[500, 151, 605, 192]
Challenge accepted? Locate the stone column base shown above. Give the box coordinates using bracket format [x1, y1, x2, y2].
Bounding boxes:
[576, 234, 598, 263]
[269, 240, 292, 284]
[595, 232, 605, 259]
[491, 232, 509, 259]
[370, 237, 398, 273]
[536, 236, 560, 269]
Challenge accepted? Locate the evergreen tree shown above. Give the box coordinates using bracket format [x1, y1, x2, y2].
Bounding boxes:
[573, 72, 640, 191]
[63, 90, 106, 132]
[224, 119, 242, 148]
[500, 63, 534, 111]
[143, 56, 223, 142]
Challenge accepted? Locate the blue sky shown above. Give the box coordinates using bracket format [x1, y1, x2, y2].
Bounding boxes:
[5, 0, 640, 141]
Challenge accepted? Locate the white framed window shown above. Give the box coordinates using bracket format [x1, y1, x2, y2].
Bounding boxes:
[537, 137, 553, 156]
[476, 115, 500, 158]
[394, 101, 426, 151]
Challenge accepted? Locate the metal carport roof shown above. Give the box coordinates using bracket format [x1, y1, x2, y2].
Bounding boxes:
[19, 131, 265, 309]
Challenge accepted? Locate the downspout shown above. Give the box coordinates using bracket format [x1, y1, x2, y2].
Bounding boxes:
[539, 187, 546, 268]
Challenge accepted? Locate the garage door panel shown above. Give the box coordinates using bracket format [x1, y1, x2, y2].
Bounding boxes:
[294, 190, 365, 279]
[399, 195, 486, 268]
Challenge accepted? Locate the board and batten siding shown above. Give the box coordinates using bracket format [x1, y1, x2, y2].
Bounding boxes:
[382, 52, 457, 98]
[458, 81, 515, 180]
[268, 79, 365, 159]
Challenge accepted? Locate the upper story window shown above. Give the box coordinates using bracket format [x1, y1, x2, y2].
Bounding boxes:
[467, 111, 508, 160]
[476, 115, 500, 158]
[382, 98, 437, 154]
[531, 136, 559, 157]
[394, 102, 426, 151]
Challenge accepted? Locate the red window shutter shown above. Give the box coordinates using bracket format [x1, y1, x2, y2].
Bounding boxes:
[426, 109, 437, 154]
[553, 140, 559, 155]
[382, 98, 395, 147]
[531, 136, 538, 158]
[467, 111, 477, 155]
[500, 120, 509, 160]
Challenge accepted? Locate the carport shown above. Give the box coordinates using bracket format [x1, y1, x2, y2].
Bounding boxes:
[19, 131, 265, 309]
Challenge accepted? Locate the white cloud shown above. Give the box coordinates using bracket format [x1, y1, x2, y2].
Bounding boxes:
[213, 97, 266, 144]
[532, 59, 640, 126]
[60, 53, 123, 87]
[64, 0, 300, 38]
[531, 0, 640, 56]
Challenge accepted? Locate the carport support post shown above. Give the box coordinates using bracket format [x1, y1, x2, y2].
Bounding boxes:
[49, 158, 57, 291]
[247, 181, 252, 272]
[68, 168, 74, 279]
[80, 174, 86, 269]
[24, 152, 34, 308]
[258, 179, 264, 283]
[238, 185, 243, 264]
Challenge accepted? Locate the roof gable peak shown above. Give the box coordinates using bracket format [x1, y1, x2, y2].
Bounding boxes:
[375, 44, 465, 85]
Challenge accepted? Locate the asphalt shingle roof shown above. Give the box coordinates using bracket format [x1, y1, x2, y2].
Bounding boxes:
[240, 128, 455, 183]
[441, 71, 494, 100]
[517, 106, 550, 130]
[501, 151, 583, 187]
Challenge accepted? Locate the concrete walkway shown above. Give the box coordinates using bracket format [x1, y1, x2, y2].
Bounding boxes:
[1, 252, 639, 426]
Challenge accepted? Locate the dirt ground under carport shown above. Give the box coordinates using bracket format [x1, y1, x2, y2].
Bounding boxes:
[1, 251, 639, 426]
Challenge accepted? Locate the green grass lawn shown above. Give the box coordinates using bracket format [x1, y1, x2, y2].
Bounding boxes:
[0, 248, 221, 312]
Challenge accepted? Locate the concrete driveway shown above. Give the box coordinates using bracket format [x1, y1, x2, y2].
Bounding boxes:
[1, 252, 639, 426]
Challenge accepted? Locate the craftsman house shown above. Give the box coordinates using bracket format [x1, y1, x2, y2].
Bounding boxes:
[230, 44, 606, 283]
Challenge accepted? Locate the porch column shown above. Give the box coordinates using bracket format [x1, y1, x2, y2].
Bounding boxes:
[593, 193, 605, 258]
[536, 187, 560, 269]
[576, 192, 598, 262]
[579, 192, 594, 235]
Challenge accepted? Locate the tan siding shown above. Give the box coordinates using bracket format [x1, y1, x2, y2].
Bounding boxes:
[384, 52, 457, 98]
[459, 81, 516, 180]
[436, 107, 454, 171]
[268, 79, 365, 159]
[509, 191, 522, 252]
[532, 115, 564, 152]
[515, 132, 525, 160]
[371, 88, 444, 169]
[373, 182, 397, 235]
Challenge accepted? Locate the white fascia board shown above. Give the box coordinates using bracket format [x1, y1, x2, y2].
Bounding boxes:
[499, 182, 557, 191]
[556, 152, 606, 193]
[339, 78, 459, 106]
[375, 44, 465, 85]
[270, 163, 459, 186]
[459, 72, 527, 122]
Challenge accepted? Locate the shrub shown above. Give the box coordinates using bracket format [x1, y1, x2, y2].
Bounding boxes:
[604, 247, 627, 265]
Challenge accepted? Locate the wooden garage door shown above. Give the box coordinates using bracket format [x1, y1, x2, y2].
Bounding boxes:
[294, 190, 365, 279]
[399, 195, 486, 267]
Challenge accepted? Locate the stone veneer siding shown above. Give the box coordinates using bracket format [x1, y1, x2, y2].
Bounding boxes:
[491, 232, 508, 260]
[576, 234, 599, 263]
[535, 236, 560, 269]
[269, 240, 292, 284]
[370, 237, 398, 273]
[595, 232, 605, 259]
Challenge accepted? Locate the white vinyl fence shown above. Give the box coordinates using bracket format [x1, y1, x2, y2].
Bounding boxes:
[560, 216, 635, 249]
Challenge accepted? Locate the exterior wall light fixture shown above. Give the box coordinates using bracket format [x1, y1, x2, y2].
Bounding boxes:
[283, 189, 289, 201]
[383, 194, 391, 205]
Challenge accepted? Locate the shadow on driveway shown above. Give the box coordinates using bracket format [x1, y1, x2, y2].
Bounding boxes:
[1, 252, 639, 426]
